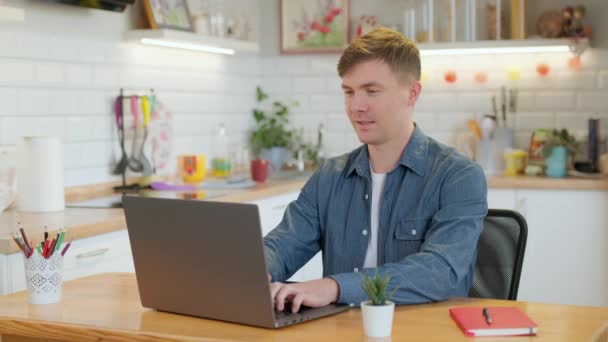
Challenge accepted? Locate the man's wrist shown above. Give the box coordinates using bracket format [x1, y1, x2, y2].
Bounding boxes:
[326, 277, 340, 303]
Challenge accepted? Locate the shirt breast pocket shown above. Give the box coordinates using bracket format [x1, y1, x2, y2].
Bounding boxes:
[393, 218, 431, 258]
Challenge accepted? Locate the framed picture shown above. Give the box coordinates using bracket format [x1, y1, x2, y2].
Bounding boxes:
[143, 0, 193, 32]
[280, 0, 350, 54]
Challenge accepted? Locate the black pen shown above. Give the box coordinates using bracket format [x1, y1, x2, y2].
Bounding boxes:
[483, 307, 492, 325]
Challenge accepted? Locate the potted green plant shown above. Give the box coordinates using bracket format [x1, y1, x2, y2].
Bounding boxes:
[541, 128, 578, 178]
[360, 270, 398, 338]
[250, 86, 297, 173]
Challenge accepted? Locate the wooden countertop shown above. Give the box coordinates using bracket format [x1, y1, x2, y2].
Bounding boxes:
[0, 273, 606, 341]
[0, 177, 308, 255]
[1, 173, 606, 255]
[488, 175, 608, 191]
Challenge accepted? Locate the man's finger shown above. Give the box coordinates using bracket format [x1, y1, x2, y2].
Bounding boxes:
[267, 273, 271, 282]
[275, 285, 295, 311]
[269, 282, 283, 308]
[291, 293, 305, 313]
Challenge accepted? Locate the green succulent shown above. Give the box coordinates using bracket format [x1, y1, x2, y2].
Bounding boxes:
[361, 270, 398, 306]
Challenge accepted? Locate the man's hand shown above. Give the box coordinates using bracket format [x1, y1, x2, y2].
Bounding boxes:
[270, 278, 340, 313]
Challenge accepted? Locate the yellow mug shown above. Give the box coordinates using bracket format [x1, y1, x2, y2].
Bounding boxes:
[504, 149, 527, 176]
[178, 154, 206, 184]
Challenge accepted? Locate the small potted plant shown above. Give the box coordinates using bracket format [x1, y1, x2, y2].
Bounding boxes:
[541, 128, 578, 178]
[360, 270, 398, 338]
[250, 86, 297, 173]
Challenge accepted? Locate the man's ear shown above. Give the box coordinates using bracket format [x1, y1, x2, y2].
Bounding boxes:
[408, 81, 422, 106]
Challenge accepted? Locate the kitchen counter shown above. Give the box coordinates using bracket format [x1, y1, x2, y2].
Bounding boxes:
[0, 177, 309, 255]
[488, 175, 608, 191]
[1, 174, 607, 255]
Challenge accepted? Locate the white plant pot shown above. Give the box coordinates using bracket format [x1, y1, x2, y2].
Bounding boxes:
[259, 147, 290, 174]
[361, 300, 395, 338]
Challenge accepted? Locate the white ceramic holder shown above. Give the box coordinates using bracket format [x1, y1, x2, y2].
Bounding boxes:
[23, 251, 64, 304]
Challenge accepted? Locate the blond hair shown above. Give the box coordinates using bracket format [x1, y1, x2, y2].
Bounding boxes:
[337, 27, 421, 82]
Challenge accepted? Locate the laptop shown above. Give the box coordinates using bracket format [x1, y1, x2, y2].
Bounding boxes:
[122, 195, 349, 328]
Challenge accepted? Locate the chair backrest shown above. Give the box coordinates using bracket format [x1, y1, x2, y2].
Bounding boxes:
[469, 209, 528, 300]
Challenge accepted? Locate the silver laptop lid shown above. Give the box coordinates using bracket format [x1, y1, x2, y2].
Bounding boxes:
[123, 195, 277, 328]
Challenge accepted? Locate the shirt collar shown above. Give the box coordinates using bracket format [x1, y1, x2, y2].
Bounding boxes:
[347, 125, 428, 177]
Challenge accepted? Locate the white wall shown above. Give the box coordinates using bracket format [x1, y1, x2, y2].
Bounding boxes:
[259, 50, 608, 158]
[0, 0, 259, 186]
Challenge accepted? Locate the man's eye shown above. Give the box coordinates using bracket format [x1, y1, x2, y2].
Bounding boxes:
[367, 89, 379, 95]
[344, 90, 353, 95]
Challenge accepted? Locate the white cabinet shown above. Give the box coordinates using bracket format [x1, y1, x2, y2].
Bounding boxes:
[515, 190, 608, 307]
[487, 188, 608, 307]
[1, 229, 133, 295]
[487, 189, 516, 210]
[252, 192, 323, 282]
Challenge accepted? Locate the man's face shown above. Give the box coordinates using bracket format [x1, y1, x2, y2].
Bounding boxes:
[341, 59, 421, 146]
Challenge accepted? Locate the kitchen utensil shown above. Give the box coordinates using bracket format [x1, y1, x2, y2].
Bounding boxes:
[467, 120, 482, 141]
[112, 96, 129, 175]
[481, 115, 496, 140]
[501, 86, 507, 127]
[491, 96, 498, 119]
[150, 181, 196, 191]
[127, 96, 144, 172]
[138, 95, 153, 176]
[509, 88, 518, 113]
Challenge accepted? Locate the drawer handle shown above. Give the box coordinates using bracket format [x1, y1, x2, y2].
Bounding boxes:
[76, 248, 110, 259]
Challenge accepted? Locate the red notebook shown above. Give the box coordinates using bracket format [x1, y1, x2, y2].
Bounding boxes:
[449, 307, 538, 337]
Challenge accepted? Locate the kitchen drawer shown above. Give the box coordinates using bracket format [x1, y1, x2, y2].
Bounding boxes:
[8, 229, 134, 294]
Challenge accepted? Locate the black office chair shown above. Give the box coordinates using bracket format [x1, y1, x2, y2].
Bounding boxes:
[469, 209, 528, 300]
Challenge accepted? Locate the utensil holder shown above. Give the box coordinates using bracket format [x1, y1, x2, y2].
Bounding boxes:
[23, 252, 64, 304]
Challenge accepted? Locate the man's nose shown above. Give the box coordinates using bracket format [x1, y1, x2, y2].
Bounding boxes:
[349, 93, 368, 112]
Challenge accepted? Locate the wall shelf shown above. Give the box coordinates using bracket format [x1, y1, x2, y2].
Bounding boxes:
[0, 6, 25, 22]
[124, 29, 259, 55]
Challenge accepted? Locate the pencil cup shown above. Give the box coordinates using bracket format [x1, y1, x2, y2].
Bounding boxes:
[23, 252, 64, 304]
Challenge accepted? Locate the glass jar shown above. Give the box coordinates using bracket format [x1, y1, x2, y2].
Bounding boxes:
[212, 124, 231, 177]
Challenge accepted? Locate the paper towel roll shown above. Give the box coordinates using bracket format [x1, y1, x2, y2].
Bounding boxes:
[16, 136, 65, 212]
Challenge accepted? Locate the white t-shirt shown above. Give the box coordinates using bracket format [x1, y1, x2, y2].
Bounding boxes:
[363, 169, 386, 268]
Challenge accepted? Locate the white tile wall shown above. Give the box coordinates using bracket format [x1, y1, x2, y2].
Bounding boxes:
[0, 31, 259, 186]
[1, 28, 606, 186]
[260, 49, 608, 155]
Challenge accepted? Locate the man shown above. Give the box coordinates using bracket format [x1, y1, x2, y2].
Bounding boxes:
[264, 27, 487, 313]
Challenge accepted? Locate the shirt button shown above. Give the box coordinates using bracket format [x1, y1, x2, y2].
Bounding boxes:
[362, 229, 368, 236]
[354, 268, 359, 272]
[411, 229, 417, 235]
[365, 193, 369, 200]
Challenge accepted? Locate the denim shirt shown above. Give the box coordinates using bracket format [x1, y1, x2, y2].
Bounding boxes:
[263, 126, 488, 305]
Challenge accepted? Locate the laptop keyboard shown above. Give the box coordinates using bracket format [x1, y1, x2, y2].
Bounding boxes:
[274, 302, 313, 318]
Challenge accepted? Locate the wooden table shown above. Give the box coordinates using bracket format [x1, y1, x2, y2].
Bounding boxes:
[0, 273, 606, 341]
